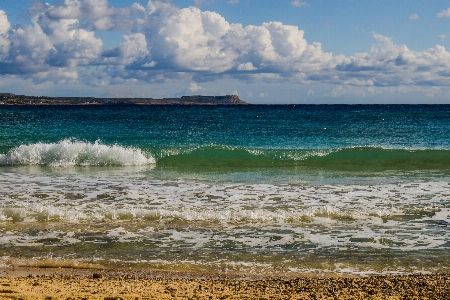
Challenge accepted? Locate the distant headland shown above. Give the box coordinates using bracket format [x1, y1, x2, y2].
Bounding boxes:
[0, 93, 248, 105]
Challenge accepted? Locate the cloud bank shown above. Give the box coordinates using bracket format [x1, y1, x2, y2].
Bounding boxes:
[0, 0, 450, 92]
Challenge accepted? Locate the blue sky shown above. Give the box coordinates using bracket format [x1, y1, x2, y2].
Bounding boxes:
[0, 0, 450, 103]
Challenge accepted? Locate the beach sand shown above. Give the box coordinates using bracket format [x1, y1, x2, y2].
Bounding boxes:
[0, 267, 448, 299]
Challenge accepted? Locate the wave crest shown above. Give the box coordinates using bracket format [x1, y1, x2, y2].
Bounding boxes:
[0, 139, 155, 166]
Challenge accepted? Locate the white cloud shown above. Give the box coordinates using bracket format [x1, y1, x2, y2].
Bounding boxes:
[142, 61, 157, 67]
[43, 0, 113, 30]
[0, 10, 10, 34]
[333, 33, 450, 87]
[291, 0, 310, 7]
[120, 33, 148, 62]
[47, 19, 103, 67]
[238, 21, 331, 74]
[439, 33, 450, 40]
[0, 6, 102, 80]
[34, 68, 79, 82]
[237, 62, 257, 71]
[31, 0, 146, 32]
[138, 3, 331, 74]
[25, 3, 105, 68]
[188, 82, 202, 92]
[409, 13, 420, 21]
[8, 24, 53, 67]
[102, 33, 148, 65]
[437, 7, 450, 18]
[153, 6, 239, 72]
[0, 10, 10, 59]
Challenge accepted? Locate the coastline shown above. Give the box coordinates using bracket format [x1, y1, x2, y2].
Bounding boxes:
[0, 93, 249, 105]
[0, 267, 448, 299]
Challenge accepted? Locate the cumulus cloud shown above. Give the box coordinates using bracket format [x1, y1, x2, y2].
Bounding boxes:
[151, 6, 239, 72]
[36, 0, 142, 31]
[102, 33, 148, 65]
[0, 0, 450, 90]
[0, 2, 104, 81]
[0, 10, 10, 59]
[188, 82, 202, 92]
[437, 7, 450, 18]
[34, 68, 79, 82]
[333, 33, 450, 87]
[47, 19, 103, 67]
[142, 61, 157, 67]
[6, 24, 53, 72]
[138, 4, 331, 75]
[0, 10, 10, 34]
[237, 62, 257, 71]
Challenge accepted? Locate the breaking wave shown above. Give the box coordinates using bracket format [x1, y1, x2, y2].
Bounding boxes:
[0, 139, 155, 166]
[2, 142, 450, 171]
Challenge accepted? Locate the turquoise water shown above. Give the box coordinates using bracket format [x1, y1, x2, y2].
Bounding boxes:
[0, 105, 449, 275]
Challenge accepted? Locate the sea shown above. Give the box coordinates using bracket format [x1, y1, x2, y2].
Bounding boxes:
[0, 104, 449, 276]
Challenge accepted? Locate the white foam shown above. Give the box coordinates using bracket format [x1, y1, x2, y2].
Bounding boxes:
[1, 171, 449, 275]
[0, 139, 155, 166]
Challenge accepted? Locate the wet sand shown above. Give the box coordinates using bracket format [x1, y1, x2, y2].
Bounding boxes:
[0, 267, 449, 299]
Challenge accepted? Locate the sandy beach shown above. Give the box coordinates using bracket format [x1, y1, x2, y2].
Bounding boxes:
[0, 267, 448, 299]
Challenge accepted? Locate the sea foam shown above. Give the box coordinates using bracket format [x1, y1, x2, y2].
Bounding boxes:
[0, 139, 154, 166]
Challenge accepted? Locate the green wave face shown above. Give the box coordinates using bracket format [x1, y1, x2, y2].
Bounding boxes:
[300, 147, 450, 171]
[153, 146, 450, 172]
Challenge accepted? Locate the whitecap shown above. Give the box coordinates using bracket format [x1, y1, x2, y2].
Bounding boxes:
[0, 139, 155, 166]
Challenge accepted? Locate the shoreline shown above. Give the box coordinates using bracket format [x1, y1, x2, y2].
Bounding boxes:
[0, 267, 448, 299]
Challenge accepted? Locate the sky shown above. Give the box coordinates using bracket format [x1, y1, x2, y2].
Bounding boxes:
[0, 1, 450, 103]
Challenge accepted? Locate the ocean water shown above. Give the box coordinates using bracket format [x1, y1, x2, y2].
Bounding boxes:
[0, 104, 449, 275]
